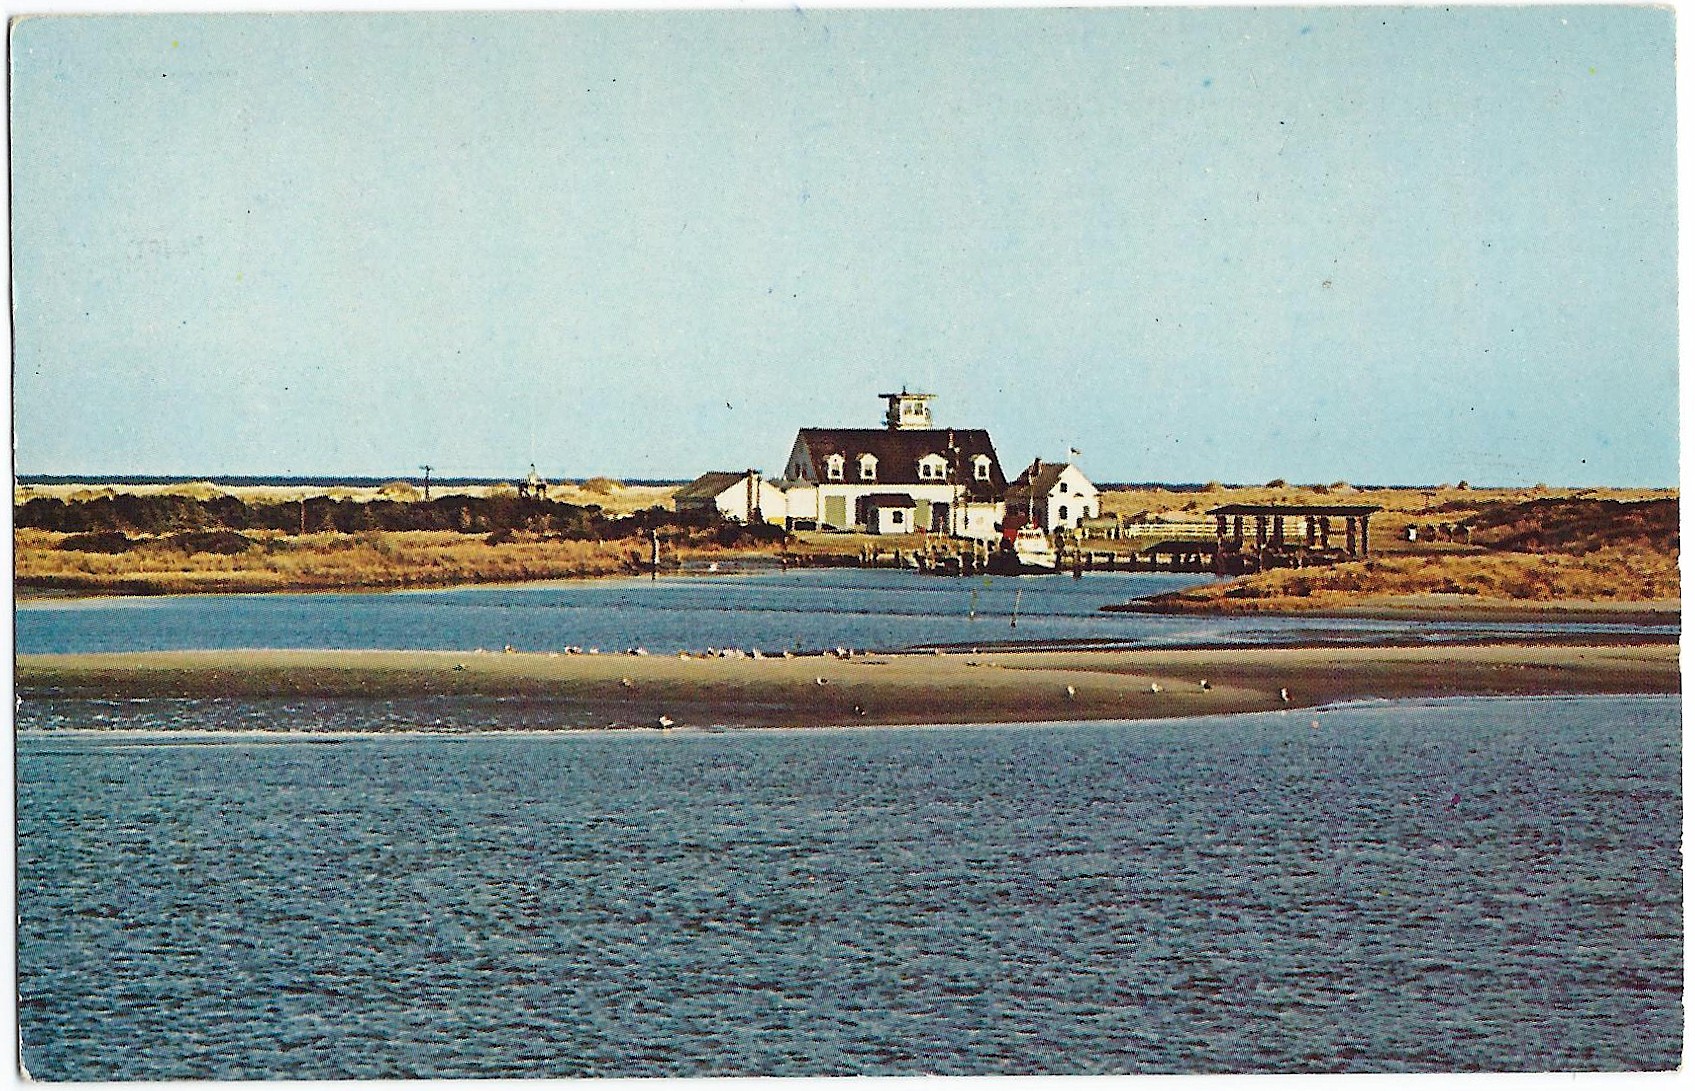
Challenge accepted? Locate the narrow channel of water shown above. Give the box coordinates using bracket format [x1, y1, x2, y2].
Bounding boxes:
[15, 569, 1671, 655]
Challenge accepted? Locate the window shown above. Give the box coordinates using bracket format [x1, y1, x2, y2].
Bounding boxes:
[1058, 505, 1069, 522]
[973, 455, 991, 481]
[826, 454, 845, 481]
[1058, 481, 1068, 494]
[859, 454, 877, 481]
[918, 454, 947, 481]
[891, 510, 904, 526]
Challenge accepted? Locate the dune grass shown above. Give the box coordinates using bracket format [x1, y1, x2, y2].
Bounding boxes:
[15, 529, 650, 594]
[1159, 548, 1679, 611]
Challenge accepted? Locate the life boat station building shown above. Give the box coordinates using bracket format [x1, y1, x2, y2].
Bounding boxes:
[677, 392, 1012, 541]
[779, 392, 1009, 539]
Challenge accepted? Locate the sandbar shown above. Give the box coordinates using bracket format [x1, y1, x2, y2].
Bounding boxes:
[16, 643, 1680, 730]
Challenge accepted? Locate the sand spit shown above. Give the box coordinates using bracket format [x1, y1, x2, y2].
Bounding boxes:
[16, 644, 1680, 730]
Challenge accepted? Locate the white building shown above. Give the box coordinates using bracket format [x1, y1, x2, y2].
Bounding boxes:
[778, 392, 1008, 539]
[1005, 457, 1100, 534]
[673, 470, 788, 525]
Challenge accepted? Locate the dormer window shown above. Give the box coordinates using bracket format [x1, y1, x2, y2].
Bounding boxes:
[858, 454, 878, 481]
[918, 454, 948, 481]
[973, 455, 991, 481]
[1058, 481, 1069, 494]
[826, 454, 845, 481]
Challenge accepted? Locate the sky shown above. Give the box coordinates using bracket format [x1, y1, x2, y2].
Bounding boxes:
[10, 8, 1679, 485]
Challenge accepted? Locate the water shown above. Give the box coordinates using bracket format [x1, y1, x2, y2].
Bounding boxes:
[16, 695, 1680, 1077]
[15, 569, 1671, 655]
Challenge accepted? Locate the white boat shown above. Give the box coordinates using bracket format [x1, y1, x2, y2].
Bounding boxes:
[991, 524, 1058, 573]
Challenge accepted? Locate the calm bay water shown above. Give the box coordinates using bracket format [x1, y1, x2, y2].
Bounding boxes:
[16, 695, 1681, 1077]
[15, 569, 1671, 655]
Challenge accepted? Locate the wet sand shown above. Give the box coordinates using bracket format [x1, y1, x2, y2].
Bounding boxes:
[16, 643, 1680, 730]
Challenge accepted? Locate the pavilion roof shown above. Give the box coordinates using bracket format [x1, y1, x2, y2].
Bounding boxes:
[1206, 503, 1383, 517]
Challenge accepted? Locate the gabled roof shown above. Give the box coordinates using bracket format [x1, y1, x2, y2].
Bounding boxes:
[1009, 459, 1068, 496]
[1006, 459, 1091, 503]
[674, 471, 750, 502]
[792, 428, 1006, 501]
[863, 492, 918, 509]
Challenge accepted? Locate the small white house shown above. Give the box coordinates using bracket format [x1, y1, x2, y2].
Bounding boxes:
[673, 470, 787, 525]
[1005, 458, 1101, 534]
[862, 493, 919, 535]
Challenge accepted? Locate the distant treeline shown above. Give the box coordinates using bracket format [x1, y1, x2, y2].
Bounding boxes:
[16, 492, 780, 544]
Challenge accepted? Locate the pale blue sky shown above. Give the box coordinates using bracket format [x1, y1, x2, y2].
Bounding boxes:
[11, 8, 1678, 484]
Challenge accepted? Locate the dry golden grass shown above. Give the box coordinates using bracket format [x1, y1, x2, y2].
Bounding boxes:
[16, 529, 649, 594]
[1154, 548, 1678, 610]
[1100, 484, 1680, 610]
[1100, 482, 1674, 524]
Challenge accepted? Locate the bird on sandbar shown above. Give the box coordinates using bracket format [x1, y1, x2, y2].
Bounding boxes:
[1279, 687, 1291, 703]
[1066, 685, 1077, 699]
[620, 677, 634, 689]
[1198, 679, 1211, 691]
[658, 715, 675, 729]
[815, 677, 828, 686]
[1148, 682, 1163, 694]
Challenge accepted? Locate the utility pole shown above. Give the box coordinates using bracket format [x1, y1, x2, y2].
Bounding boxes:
[419, 465, 434, 502]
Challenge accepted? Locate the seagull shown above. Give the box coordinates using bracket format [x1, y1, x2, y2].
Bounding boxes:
[1279, 687, 1291, 703]
[452, 663, 467, 672]
[1198, 679, 1211, 691]
[852, 704, 865, 716]
[658, 715, 675, 729]
[1149, 682, 1163, 694]
[815, 677, 828, 686]
[620, 677, 634, 689]
[1066, 685, 1077, 699]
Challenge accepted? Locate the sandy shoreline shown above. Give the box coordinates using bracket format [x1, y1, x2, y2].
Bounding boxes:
[17, 643, 1680, 730]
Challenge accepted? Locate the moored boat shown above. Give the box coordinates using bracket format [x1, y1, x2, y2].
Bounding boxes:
[990, 524, 1058, 574]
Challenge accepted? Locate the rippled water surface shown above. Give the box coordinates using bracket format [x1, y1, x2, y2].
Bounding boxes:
[15, 569, 1671, 655]
[16, 695, 1680, 1078]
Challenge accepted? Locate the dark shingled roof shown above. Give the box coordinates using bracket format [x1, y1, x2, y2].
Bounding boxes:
[790, 428, 1006, 501]
[1005, 458, 1090, 505]
[1008, 459, 1068, 496]
[674, 471, 751, 502]
[863, 493, 918, 509]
